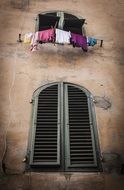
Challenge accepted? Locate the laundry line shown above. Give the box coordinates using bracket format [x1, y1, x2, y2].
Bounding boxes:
[21, 28, 103, 52]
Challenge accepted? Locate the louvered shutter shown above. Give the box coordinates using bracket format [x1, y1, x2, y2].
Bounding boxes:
[65, 84, 98, 171]
[29, 82, 101, 171]
[30, 84, 60, 167]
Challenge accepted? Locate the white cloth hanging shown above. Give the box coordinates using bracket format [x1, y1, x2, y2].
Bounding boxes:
[30, 32, 39, 51]
[55, 29, 71, 44]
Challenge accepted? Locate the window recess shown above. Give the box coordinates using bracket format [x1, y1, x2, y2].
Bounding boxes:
[35, 11, 86, 35]
[27, 82, 102, 172]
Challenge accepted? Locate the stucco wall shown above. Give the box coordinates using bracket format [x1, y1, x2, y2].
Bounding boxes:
[0, 0, 124, 189]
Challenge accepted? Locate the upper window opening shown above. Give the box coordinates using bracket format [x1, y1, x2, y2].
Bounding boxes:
[27, 82, 102, 172]
[36, 11, 86, 35]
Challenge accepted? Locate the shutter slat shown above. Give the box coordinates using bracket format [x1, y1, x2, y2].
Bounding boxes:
[34, 148, 57, 151]
[70, 149, 93, 152]
[36, 134, 57, 137]
[35, 128, 57, 131]
[33, 160, 57, 162]
[34, 144, 57, 147]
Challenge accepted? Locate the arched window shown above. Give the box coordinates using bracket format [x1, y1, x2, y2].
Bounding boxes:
[35, 11, 86, 35]
[27, 82, 102, 172]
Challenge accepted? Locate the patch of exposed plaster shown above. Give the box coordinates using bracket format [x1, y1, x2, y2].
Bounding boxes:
[93, 96, 111, 110]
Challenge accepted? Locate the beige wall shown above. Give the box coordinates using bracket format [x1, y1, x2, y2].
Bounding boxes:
[0, 0, 124, 189]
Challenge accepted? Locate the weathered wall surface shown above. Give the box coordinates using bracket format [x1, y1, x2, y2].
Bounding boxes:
[0, 0, 124, 189]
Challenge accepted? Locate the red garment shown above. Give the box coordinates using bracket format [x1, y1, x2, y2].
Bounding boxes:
[38, 28, 55, 43]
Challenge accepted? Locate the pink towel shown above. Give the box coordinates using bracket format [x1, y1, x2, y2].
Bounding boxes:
[38, 29, 55, 43]
[30, 29, 55, 51]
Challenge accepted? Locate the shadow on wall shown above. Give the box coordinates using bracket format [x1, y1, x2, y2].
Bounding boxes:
[33, 44, 101, 65]
[102, 152, 123, 174]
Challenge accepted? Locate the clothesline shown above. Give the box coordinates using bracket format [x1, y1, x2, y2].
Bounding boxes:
[22, 28, 103, 52]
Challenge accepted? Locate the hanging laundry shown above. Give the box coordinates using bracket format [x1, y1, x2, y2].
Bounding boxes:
[30, 29, 55, 51]
[87, 37, 97, 46]
[30, 32, 39, 51]
[70, 33, 87, 51]
[38, 28, 55, 43]
[24, 32, 33, 44]
[55, 29, 71, 44]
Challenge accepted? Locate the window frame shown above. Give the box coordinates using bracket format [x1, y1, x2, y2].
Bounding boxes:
[27, 82, 102, 172]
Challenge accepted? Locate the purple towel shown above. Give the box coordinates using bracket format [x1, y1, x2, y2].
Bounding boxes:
[71, 33, 87, 51]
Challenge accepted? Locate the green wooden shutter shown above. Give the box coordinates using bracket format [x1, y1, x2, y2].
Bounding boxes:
[29, 82, 101, 171]
[30, 84, 60, 167]
[65, 84, 98, 171]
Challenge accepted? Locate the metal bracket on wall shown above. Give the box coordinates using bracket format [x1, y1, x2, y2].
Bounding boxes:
[17, 34, 23, 43]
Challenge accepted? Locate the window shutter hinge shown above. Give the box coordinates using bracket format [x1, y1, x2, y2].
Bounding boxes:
[30, 99, 34, 104]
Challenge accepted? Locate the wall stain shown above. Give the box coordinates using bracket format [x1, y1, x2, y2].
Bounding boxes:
[102, 152, 121, 174]
[93, 96, 111, 110]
